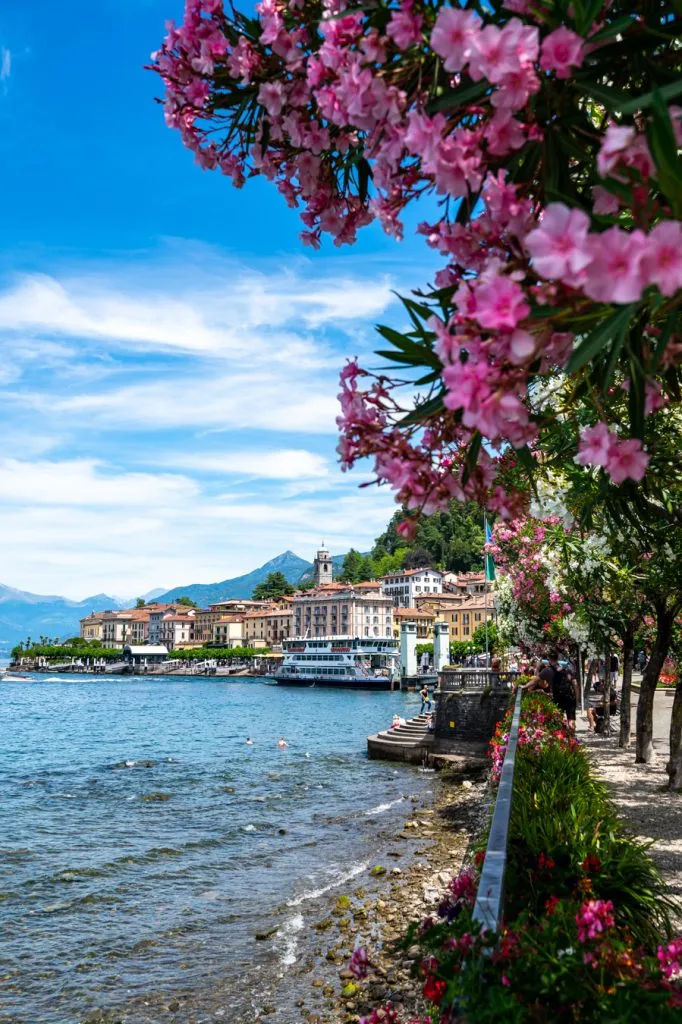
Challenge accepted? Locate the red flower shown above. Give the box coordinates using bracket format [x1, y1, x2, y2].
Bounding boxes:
[582, 854, 602, 874]
[544, 895, 560, 915]
[423, 976, 447, 1004]
[537, 852, 555, 870]
[474, 850, 486, 868]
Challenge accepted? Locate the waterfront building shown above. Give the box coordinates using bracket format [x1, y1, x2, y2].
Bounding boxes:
[148, 606, 196, 649]
[442, 571, 487, 595]
[292, 584, 393, 638]
[380, 567, 443, 608]
[243, 607, 294, 647]
[80, 613, 105, 642]
[393, 606, 435, 641]
[415, 591, 494, 641]
[99, 609, 151, 649]
[211, 616, 246, 648]
[313, 543, 333, 587]
[194, 607, 225, 644]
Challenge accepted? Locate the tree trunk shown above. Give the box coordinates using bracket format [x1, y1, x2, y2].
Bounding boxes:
[668, 680, 682, 790]
[619, 623, 634, 748]
[635, 602, 675, 764]
[603, 645, 611, 736]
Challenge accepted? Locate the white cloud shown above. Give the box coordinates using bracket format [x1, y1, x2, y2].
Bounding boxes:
[0, 49, 10, 82]
[0, 458, 198, 507]
[29, 370, 340, 433]
[0, 264, 394, 363]
[0, 457, 395, 598]
[162, 449, 331, 480]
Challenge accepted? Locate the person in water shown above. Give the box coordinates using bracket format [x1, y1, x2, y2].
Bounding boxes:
[246, 737, 253, 745]
[277, 737, 288, 748]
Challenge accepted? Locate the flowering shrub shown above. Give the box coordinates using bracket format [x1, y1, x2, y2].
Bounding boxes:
[349, 691, 681, 1022]
[151, 0, 682, 524]
[489, 691, 576, 780]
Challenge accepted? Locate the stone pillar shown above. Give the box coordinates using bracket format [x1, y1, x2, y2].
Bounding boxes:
[400, 621, 417, 678]
[433, 621, 450, 672]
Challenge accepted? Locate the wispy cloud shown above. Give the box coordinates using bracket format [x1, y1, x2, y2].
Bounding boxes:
[0, 48, 10, 82]
[159, 449, 331, 480]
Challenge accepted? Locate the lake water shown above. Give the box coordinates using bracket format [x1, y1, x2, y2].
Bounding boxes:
[0, 675, 431, 1023]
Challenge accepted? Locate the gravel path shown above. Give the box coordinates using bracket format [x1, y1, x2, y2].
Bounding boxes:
[578, 689, 682, 919]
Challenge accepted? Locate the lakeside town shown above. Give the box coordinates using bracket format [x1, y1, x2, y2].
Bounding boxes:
[10, 545, 495, 675]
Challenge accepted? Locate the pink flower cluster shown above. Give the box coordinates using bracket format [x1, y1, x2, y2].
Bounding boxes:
[657, 937, 682, 980]
[151, 0, 681, 519]
[576, 899, 615, 943]
[576, 423, 648, 484]
[349, 945, 371, 979]
[525, 203, 682, 303]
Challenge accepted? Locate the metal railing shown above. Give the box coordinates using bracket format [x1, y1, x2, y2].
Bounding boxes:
[472, 687, 523, 931]
[440, 670, 519, 691]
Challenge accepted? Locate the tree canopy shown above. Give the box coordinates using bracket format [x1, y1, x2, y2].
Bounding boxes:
[252, 571, 295, 601]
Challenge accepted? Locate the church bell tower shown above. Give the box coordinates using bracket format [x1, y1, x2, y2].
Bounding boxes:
[314, 543, 333, 586]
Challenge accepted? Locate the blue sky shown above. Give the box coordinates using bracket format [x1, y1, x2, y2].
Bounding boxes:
[0, 0, 439, 599]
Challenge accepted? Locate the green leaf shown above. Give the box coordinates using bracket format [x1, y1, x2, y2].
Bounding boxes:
[427, 79, 490, 114]
[651, 313, 678, 372]
[620, 79, 682, 116]
[461, 432, 482, 486]
[646, 90, 682, 215]
[567, 305, 638, 374]
[602, 315, 631, 394]
[588, 14, 637, 42]
[573, 77, 635, 113]
[398, 393, 445, 427]
[375, 349, 424, 367]
[356, 158, 372, 203]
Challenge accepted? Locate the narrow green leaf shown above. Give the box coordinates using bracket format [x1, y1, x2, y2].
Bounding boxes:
[573, 77, 635, 112]
[414, 369, 443, 386]
[427, 79, 489, 114]
[398, 393, 446, 426]
[588, 14, 637, 42]
[461, 432, 482, 486]
[651, 313, 678, 372]
[567, 305, 638, 374]
[375, 349, 424, 367]
[620, 78, 682, 115]
[601, 318, 630, 394]
[646, 90, 682, 214]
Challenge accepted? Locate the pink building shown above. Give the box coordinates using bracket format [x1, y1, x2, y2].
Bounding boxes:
[293, 583, 393, 638]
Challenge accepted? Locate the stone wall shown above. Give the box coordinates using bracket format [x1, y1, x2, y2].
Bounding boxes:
[435, 689, 511, 745]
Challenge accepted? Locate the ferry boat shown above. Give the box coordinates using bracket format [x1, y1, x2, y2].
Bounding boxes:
[271, 636, 400, 690]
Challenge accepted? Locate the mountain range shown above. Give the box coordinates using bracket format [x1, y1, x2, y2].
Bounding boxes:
[0, 551, 348, 651]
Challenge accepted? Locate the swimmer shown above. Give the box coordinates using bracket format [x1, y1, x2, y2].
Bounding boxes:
[246, 737, 253, 745]
[277, 737, 288, 749]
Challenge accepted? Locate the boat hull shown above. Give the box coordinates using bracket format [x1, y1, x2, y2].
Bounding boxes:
[271, 674, 394, 691]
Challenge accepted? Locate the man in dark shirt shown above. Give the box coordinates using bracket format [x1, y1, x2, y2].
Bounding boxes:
[541, 651, 579, 731]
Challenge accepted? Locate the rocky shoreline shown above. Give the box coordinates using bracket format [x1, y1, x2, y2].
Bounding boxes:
[79, 772, 490, 1024]
[292, 773, 490, 1024]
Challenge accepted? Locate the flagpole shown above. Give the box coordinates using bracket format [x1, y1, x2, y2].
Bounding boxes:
[484, 513, 489, 664]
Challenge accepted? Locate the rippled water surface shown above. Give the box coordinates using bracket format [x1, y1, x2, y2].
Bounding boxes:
[0, 675, 429, 1023]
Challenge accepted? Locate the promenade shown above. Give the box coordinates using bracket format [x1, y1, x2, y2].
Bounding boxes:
[580, 686, 682, 914]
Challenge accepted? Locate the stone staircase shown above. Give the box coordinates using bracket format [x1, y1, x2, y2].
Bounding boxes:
[367, 713, 434, 763]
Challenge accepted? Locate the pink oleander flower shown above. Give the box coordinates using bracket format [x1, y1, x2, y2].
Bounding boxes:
[576, 422, 613, 469]
[591, 185, 620, 216]
[657, 937, 682, 980]
[576, 899, 615, 943]
[642, 221, 682, 296]
[582, 227, 648, 303]
[257, 80, 285, 117]
[430, 6, 481, 72]
[539, 26, 584, 78]
[469, 23, 518, 83]
[508, 328, 537, 363]
[524, 202, 592, 281]
[386, 2, 423, 50]
[473, 274, 530, 330]
[606, 438, 649, 484]
[485, 111, 525, 155]
[597, 123, 636, 178]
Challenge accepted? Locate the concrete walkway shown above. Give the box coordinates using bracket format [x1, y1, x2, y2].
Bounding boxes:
[579, 686, 682, 917]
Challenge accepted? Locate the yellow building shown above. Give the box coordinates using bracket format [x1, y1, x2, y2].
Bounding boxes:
[416, 591, 494, 640]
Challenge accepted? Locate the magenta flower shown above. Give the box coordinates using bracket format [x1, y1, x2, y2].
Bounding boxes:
[430, 6, 480, 71]
[642, 221, 682, 297]
[524, 203, 592, 281]
[583, 227, 647, 304]
[597, 123, 636, 178]
[539, 27, 585, 79]
[605, 438, 649, 484]
[657, 937, 682, 980]
[473, 275, 530, 330]
[576, 423, 614, 469]
[349, 945, 371, 979]
[576, 899, 615, 943]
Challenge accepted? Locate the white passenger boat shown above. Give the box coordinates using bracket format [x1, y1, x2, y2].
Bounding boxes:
[271, 636, 400, 690]
[0, 672, 32, 682]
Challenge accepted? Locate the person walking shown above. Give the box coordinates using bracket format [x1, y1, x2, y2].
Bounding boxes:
[610, 653, 619, 688]
[419, 683, 431, 714]
[540, 651, 579, 731]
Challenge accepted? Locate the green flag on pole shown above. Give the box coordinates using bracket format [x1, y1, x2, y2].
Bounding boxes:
[484, 519, 496, 582]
